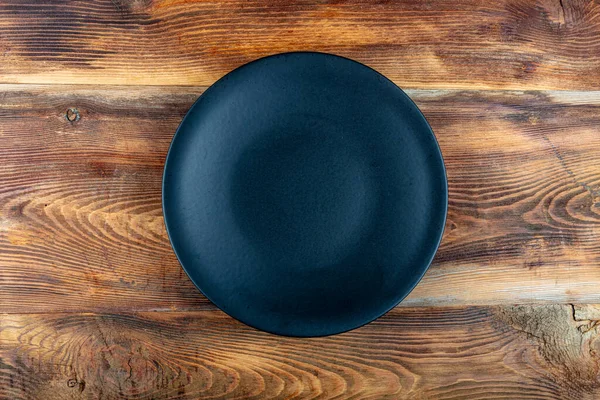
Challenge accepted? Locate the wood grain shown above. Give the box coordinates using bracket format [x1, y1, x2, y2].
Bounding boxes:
[1, 85, 600, 313]
[1, 305, 599, 399]
[0, 0, 599, 89]
[2, 0, 599, 398]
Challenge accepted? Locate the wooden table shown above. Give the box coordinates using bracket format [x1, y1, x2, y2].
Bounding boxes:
[1, 0, 600, 398]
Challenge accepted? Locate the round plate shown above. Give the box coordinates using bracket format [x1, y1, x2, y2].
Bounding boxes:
[163, 52, 447, 337]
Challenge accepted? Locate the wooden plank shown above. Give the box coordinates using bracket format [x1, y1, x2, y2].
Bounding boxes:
[1, 305, 599, 399]
[0, 0, 599, 89]
[1, 85, 600, 313]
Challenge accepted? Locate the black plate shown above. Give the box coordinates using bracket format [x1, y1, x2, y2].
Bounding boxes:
[163, 52, 447, 337]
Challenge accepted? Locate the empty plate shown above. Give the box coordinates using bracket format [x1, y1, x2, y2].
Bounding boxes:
[163, 52, 447, 336]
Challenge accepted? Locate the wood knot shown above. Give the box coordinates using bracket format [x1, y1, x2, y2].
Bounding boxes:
[113, 0, 153, 14]
[521, 61, 537, 74]
[66, 108, 80, 123]
[67, 379, 77, 388]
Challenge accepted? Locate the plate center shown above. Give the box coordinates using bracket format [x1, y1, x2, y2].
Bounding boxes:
[230, 120, 376, 268]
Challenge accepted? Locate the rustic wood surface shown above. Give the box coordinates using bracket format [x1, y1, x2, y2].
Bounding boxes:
[1, 85, 599, 313]
[2, 305, 600, 399]
[0, 0, 599, 89]
[1, 0, 600, 398]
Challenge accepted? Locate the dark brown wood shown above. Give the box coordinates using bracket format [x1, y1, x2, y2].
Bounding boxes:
[1, 305, 599, 399]
[2, 0, 600, 397]
[0, 0, 599, 89]
[1, 85, 600, 313]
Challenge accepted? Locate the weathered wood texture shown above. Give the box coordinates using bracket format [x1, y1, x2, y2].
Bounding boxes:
[2, 305, 600, 399]
[0, 0, 599, 89]
[2, 0, 600, 398]
[1, 85, 600, 313]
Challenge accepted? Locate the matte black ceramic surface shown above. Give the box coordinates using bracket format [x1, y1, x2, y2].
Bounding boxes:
[163, 52, 447, 337]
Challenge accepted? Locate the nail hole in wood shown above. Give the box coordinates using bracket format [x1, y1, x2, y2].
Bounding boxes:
[66, 108, 80, 122]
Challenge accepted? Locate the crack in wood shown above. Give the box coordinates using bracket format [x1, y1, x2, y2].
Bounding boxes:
[558, 0, 567, 26]
[497, 304, 600, 397]
[542, 135, 600, 205]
